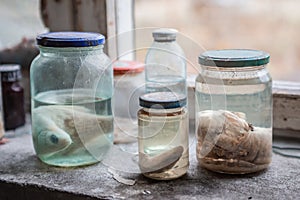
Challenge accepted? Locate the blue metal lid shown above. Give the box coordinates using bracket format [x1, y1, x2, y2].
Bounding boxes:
[36, 32, 105, 47]
[139, 92, 186, 109]
[199, 49, 270, 67]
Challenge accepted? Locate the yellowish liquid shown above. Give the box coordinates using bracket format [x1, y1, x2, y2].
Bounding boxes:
[138, 108, 189, 180]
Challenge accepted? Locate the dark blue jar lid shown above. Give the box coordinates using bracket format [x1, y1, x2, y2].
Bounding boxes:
[199, 49, 270, 67]
[36, 32, 105, 47]
[139, 92, 186, 109]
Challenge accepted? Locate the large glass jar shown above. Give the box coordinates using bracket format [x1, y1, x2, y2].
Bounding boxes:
[145, 28, 187, 97]
[195, 49, 272, 174]
[30, 32, 113, 167]
[138, 92, 189, 180]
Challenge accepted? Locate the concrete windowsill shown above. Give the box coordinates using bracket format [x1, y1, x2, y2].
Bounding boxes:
[0, 133, 299, 200]
[0, 80, 299, 199]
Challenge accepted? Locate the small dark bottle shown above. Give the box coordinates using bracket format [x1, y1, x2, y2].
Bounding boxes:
[0, 64, 25, 130]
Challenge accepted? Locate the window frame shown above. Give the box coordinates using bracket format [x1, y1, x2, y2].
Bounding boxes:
[42, 0, 300, 134]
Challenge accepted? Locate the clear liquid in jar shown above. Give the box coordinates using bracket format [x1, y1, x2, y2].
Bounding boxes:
[32, 89, 113, 167]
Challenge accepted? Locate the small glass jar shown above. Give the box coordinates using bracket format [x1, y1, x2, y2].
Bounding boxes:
[138, 92, 189, 180]
[0, 64, 25, 130]
[195, 49, 272, 174]
[30, 32, 113, 167]
[145, 28, 187, 97]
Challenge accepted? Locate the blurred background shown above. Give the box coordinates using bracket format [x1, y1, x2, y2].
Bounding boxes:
[0, 0, 299, 81]
[135, 0, 300, 81]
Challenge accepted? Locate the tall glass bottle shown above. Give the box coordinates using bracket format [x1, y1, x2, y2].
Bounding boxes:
[30, 32, 113, 167]
[145, 28, 187, 97]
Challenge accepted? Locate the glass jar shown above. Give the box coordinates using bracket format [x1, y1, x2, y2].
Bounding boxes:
[138, 92, 189, 180]
[145, 28, 187, 97]
[195, 49, 272, 174]
[113, 60, 145, 119]
[0, 64, 25, 130]
[30, 32, 113, 167]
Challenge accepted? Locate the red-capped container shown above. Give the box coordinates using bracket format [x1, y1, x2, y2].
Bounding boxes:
[113, 60, 145, 119]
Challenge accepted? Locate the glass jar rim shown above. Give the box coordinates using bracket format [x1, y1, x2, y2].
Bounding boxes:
[152, 28, 177, 42]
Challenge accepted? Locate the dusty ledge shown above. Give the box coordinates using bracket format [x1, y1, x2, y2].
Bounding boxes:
[0, 134, 299, 200]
